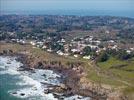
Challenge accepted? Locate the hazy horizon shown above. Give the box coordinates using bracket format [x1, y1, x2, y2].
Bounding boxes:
[1, 0, 134, 18]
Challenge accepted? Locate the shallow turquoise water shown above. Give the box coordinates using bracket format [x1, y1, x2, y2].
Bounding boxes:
[0, 71, 42, 100]
[0, 69, 22, 100]
[0, 57, 44, 100]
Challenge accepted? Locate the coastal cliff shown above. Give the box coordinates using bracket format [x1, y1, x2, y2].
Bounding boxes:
[0, 42, 127, 100]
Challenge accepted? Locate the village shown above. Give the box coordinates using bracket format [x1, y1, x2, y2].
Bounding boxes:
[6, 32, 134, 61]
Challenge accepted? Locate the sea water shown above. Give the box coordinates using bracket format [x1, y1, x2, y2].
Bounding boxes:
[0, 56, 90, 100]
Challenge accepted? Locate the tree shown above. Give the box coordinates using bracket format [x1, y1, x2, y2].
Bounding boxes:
[82, 46, 92, 56]
[51, 43, 64, 52]
[97, 51, 109, 62]
[116, 50, 132, 60]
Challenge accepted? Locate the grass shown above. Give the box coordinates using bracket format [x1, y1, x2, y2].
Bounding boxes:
[123, 86, 134, 100]
[124, 86, 134, 94]
[87, 71, 123, 86]
[97, 57, 134, 83]
[97, 57, 134, 96]
[98, 57, 126, 70]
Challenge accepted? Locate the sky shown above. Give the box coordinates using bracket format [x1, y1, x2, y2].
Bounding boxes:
[1, 0, 134, 17]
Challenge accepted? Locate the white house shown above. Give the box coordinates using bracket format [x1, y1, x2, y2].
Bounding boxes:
[57, 50, 64, 56]
[74, 54, 78, 58]
[30, 41, 36, 46]
[71, 49, 80, 53]
[47, 49, 53, 52]
[83, 55, 91, 59]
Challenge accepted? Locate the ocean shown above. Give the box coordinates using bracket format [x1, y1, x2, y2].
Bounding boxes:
[0, 56, 90, 100]
[2, 10, 134, 18]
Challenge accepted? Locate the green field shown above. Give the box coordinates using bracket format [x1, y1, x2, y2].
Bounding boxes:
[97, 57, 134, 98]
[98, 57, 134, 84]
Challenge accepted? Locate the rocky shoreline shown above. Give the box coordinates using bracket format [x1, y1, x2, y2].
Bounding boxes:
[0, 49, 125, 100]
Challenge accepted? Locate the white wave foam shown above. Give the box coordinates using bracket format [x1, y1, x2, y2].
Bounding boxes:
[8, 71, 59, 100]
[0, 56, 90, 100]
[0, 56, 60, 99]
[9, 87, 58, 100]
[0, 56, 22, 71]
[65, 95, 90, 100]
[0, 69, 20, 75]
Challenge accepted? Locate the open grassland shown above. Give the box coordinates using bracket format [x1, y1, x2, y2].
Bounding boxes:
[98, 57, 134, 85]
[98, 57, 134, 98]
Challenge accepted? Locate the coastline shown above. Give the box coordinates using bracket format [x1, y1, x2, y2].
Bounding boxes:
[0, 42, 126, 100]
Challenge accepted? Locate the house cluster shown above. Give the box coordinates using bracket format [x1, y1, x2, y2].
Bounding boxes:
[10, 39, 26, 44]
[3, 30, 133, 60]
[3, 31, 133, 60]
[28, 35, 134, 60]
